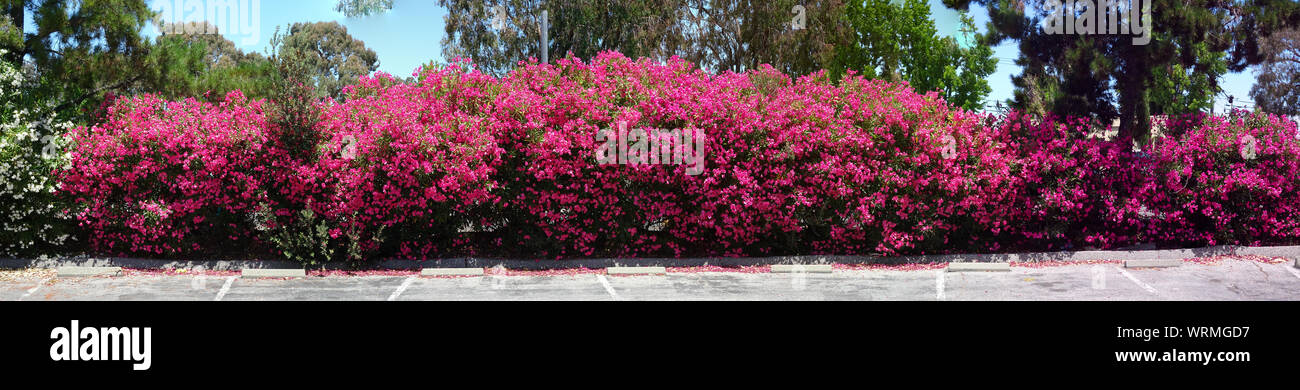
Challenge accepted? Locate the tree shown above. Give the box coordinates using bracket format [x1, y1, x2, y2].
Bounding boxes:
[1, 0, 159, 120]
[0, 1, 20, 66]
[439, 0, 689, 76]
[336, 0, 394, 17]
[158, 21, 263, 69]
[1250, 27, 1300, 116]
[273, 21, 379, 99]
[149, 21, 275, 102]
[831, 0, 997, 110]
[946, 0, 1300, 144]
[1149, 33, 1227, 115]
[677, 0, 851, 76]
[438, 0, 850, 77]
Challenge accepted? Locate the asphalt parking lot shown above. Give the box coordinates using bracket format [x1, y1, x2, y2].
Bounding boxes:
[2, 257, 1297, 301]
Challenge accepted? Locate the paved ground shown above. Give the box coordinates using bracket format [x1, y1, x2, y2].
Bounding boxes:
[2, 258, 1298, 301]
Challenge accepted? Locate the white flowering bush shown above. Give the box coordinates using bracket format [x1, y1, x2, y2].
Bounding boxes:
[0, 52, 74, 257]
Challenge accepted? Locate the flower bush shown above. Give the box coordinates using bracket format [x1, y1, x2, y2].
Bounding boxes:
[59, 91, 273, 256]
[996, 113, 1149, 250]
[489, 54, 773, 258]
[759, 70, 1020, 255]
[489, 55, 1022, 257]
[305, 65, 503, 261]
[1139, 111, 1300, 246]
[50, 51, 1300, 263]
[0, 52, 74, 257]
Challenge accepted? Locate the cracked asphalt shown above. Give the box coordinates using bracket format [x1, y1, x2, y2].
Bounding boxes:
[2, 258, 1297, 301]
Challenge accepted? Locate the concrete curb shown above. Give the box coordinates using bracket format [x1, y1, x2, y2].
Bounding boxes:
[607, 266, 667, 275]
[241, 269, 306, 278]
[5, 244, 1297, 271]
[1235, 246, 1300, 259]
[421, 268, 484, 276]
[947, 263, 1011, 272]
[770, 264, 833, 273]
[56, 267, 122, 277]
[1124, 259, 1182, 268]
[1, 256, 302, 271]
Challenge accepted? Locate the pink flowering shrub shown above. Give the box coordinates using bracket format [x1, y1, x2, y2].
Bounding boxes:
[489, 54, 1022, 257]
[53, 52, 1300, 262]
[760, 71, 1020, 255]
[306, 65, 503, 260]
[995, 113, 1149, 250]
[59, 92, 271, 256]
[1139, 111, 1300, 246]
[488, 54, 740, 257]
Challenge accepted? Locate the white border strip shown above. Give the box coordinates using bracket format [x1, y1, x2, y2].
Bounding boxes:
[387, 276, 417, 301]
[1281, 264, 1300, 281]
[18, 278, 51, 301]
[214, 276, 237, 301]
[241, 269, 306, 278]
[936, 270, 946, 301]
[607, 266, 667, 275]
[596, 275, 621, 300]
[1115, 266, 1158, 294]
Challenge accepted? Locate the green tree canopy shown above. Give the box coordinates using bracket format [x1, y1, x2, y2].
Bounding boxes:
[1149, 32, 1227, 116]
[831, 0, 997, 110]
[1, 0, 159, 119]
[149, 21, 274, 102]
[272, 21, 379, 99]
[946, 0, 1300, 144]
[439, 0, 688, 76]
[676, 0, 851, 76]
[336, 0, 394, 18]
[437, 0, 850, 77]
[1250, 27, 1300, 116]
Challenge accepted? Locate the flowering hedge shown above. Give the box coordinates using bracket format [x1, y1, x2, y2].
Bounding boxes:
[54, 52, 1300, 263]
[1, 53, 74, 256]
[996, 113, 1149, 250]
[1141, 112, 1300, 246]
[489, 54, 777, 258]
[761, 70, 1020, 256]
[308, 64, 503, 260]
[59, 92, 273, 256]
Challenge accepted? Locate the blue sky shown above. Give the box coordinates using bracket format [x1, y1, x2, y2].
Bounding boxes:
[144, 0, 1257, 113]
[144, 0, 447, 79]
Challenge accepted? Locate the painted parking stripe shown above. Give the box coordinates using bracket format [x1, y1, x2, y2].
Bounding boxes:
[1115, 266, 1158, 294]
[596, 275, 622, 300]
[1282, 264, 1300, 281]
[213, 276, 237, 301]
[936, 270, 946, 301]
[387, 276, 417, 301]
[18, 278, 52, 301]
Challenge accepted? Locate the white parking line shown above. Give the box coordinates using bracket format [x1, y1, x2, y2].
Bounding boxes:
[1115, 267, 1158, 294]
[1281, 264, 1300, 281]
[214, 276, 237, 301]
[936, 270, 946, 301]
[596, 275, 622, 300]
[18, 278, 51, 301]
[387, 276, 417, 301]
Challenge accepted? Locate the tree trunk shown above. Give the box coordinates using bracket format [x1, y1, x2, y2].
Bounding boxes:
[1117, 84, 1152, 151]
[1117, 45, 1152, 151]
